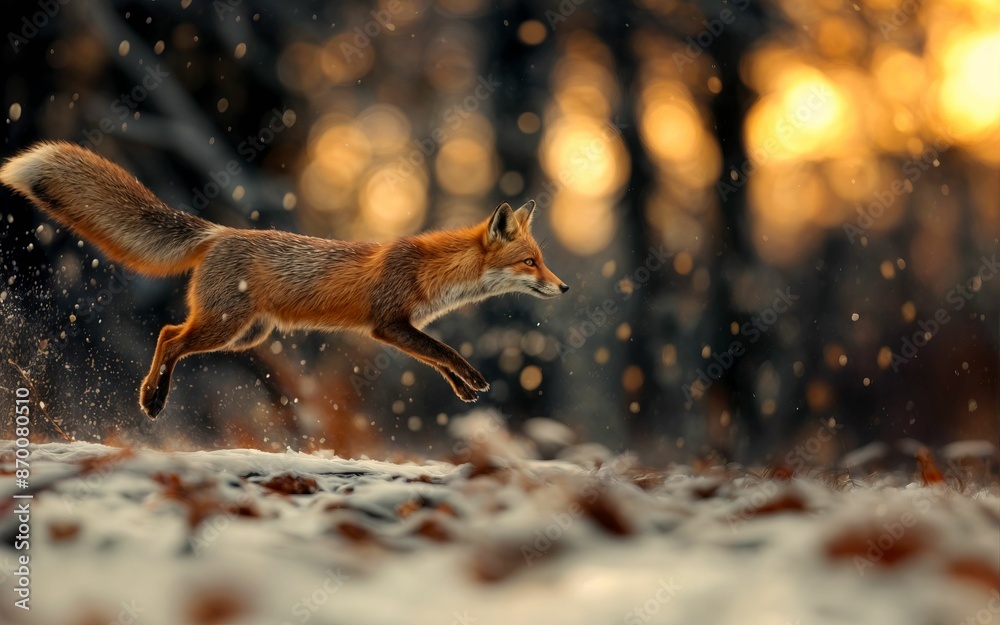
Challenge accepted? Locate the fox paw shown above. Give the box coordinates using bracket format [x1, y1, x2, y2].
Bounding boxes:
[139, 383, 167, 419]
[443, 369, 481, 402]
[455, 385, 479, 403]
[457, 367, 490, 393]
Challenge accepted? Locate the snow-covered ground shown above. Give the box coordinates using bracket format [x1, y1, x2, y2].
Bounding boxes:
[1, 413, 997, 625]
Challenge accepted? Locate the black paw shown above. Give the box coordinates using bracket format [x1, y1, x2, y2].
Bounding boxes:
[140, 383, 168, 419]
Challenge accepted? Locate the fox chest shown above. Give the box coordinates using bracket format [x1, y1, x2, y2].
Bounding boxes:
[410, 281, 492, 328]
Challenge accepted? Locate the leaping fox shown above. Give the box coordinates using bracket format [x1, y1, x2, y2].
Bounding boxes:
[0, 142, 568, 418]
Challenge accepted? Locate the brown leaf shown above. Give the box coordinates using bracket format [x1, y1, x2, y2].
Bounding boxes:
[396, 499, 423, 519]
[260, 473, 319, 495]
[77, 448, 133, 475]
[755, 491, 808, 516]
[186, 588, 246, 625]
[436, 502, 458, 517]
[471, 541, 551, 583]
[825, 524, 930, 567]
[579, 489, 633, 537]
[915, 447, 945, 486]
[415, 517, 451, 543]
[48, 521, 80, 542]
[948, 558, 1000, 593]
[624, 467, 665, 491]
[153, 472, 258, 529]
[336, 520, 373, 543]
[691, 481, 722, 499]
[767, 466, 795, 481]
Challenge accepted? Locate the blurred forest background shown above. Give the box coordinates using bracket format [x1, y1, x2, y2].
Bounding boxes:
[0, 0, 996, 464]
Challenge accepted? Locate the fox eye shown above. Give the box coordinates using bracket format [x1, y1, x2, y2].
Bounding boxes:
[523, 258, 536, 267]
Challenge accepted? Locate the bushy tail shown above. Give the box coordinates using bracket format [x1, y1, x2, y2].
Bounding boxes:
[0, 141, 224, 276]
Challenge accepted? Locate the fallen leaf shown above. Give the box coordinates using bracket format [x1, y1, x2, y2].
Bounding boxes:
[260, 473, 319, 495]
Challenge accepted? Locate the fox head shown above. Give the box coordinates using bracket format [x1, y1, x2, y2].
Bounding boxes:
[482, 200, 568, 299]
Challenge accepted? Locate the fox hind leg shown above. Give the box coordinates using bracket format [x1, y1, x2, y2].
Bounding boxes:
[141, 324, 183, 418]
[140, 312, 251, 419]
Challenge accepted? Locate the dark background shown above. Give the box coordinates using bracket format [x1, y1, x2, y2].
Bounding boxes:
[1, 0, 997, 465]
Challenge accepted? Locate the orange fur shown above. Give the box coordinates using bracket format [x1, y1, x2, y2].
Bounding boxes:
[0, 141, 568, 418]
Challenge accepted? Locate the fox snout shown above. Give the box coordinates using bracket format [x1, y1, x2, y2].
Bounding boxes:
[540, 264, 568, 298]
[532, 268, 569, 299]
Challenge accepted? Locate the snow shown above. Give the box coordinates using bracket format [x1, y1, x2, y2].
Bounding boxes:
[0, 426, 998, 625]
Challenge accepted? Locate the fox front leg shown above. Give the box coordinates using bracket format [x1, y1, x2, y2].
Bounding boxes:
[371, 322, 489, 401]
[438, 367, 481, 402]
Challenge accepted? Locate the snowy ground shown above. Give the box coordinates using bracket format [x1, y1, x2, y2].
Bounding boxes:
[0, 413, 998, 625]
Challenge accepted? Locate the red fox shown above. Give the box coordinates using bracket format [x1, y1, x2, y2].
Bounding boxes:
[0, 142, 568, 418]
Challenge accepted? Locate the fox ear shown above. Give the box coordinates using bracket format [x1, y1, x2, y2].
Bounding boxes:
[487, 202, 519, 243]
[513, 199, 536, 229]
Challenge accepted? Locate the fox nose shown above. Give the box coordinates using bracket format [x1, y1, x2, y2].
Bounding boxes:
[559, 283, 569, 293]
